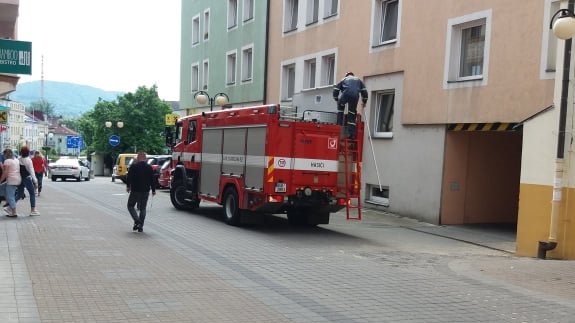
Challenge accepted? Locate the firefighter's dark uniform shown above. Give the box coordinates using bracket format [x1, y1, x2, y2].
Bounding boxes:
[332, 73, 368, 139]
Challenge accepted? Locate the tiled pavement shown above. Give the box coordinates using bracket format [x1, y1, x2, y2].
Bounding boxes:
[0, 178, 574, 322]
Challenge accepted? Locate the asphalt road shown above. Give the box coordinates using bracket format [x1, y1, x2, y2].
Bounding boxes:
[1, 176, 573, 322]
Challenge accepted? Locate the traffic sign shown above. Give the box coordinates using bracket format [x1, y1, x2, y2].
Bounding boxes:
[67, 136, 80, 149]
[165, 113, 179, 126]
[109, 134, 120, 147]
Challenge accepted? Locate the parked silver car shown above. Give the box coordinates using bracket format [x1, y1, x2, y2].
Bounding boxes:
[49, 158, 91, 182]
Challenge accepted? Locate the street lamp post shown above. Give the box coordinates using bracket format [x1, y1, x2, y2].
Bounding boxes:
[39, 131, 53, 162]
[538, 1, 575, 259]
[193, 91, 229, 111]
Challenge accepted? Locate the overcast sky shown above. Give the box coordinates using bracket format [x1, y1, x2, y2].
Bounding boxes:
[17, 0, 181, 101]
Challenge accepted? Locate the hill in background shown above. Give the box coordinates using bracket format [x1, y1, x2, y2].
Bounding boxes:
[7, 81, 124, 117]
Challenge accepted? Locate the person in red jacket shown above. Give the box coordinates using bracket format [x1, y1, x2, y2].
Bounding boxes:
[31, 151, 47, 197]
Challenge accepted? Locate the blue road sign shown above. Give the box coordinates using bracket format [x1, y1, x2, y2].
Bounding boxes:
[66, 136, 80, 149]
[109, 134, 120, 147]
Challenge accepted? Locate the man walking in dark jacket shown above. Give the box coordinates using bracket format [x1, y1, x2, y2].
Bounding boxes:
[126, 150, 156, 232]
[333, 72, 368, 139]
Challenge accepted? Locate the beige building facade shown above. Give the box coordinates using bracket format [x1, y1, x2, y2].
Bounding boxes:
[266, 1, 573, 258]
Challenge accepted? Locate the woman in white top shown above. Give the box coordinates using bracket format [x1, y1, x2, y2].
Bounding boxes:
[15, 146, 39, 216]
[0, 148, 22, 217]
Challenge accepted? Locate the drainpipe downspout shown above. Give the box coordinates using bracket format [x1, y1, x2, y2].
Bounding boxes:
[538, 0, 574, 259]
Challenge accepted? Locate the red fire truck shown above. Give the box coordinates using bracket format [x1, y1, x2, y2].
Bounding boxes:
[166, 104, 362, 225]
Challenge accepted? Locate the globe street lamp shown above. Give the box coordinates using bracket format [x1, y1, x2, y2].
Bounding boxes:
[193, 91, 229, 111]
[538, 1, 575, 259]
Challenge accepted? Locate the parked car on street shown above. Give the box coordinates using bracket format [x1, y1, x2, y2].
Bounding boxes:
[157, 158, 173, 188]
[49, 158, 91, 182]
[127, 154, 171, 188]
[112, 153, 136, 183]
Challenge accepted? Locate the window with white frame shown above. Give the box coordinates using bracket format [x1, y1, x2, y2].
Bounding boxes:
[445, 10, 491, 85]
[373, 0, 398, 46]
[307, 0, 319, 25]
[324, 0, 338, 18]
[282, 64, 296, 100]
[228, 0, 238, 29]
[284, 0, 299, 32]
[192, 15, 200, 45]
[320, 54, 335, 86]
[191, 63, 199, 92]
[545, 0, 560, 72]
[374, 91, 394, 136]
[241, 46, 253, 82]
[204, 10, 210, 40]
[202, 60, 209, 90]
[226, 51, 237, 85]
[368, 184, 389, 206]
[304, 58, 316, 89]
[243, 0, 254, 22]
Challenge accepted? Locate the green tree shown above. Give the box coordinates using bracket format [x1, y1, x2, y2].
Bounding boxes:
[78, 85, 173, 156]
[27, 99, 57, 117]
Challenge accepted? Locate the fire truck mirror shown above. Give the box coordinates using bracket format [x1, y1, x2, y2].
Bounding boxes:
[165, 126, 173, 147]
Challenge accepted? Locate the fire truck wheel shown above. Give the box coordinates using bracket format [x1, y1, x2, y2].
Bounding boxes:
[223, 187, 241, 226]
[170, 179, 197, 210]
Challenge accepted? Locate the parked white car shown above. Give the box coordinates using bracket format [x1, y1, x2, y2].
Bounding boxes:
[49, 158, 91, 182]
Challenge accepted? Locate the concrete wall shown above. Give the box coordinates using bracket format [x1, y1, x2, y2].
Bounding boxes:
[362, 73, 445, 224]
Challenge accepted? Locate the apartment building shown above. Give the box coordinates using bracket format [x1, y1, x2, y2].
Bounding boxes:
[180, 0, 268, 114]
[263, 1, 574, 258]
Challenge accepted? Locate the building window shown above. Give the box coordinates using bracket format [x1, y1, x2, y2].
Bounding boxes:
[374, 91, 394, 137]
[192, 15, 200, 46]
[202, 60, 209, 90]
[374, 0, 398, 46]
[368, 184, 389, 206]
[228, 0, 238, 29]
[241, 46, 253, 82]
[445, 10, 491, 86]
[226, 51, 237, 85]
[243, 0, 254, 22]
[324, 0, 338, 18]
[304, 58, 316, 89]
[191, 63, 199, 92]
[284, 0, 299, 32]
[203, 10, 210, 40]
[459, 24, 485, 77]
[545, 1, 560, 72]
[321, 54, 335, 86]
[282, 64, 296, 100]
[307, 0, 319, 25]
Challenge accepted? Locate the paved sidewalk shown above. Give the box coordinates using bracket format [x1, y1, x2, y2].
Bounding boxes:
[1, 180, 574, 322]
[358, 209, 575, 305]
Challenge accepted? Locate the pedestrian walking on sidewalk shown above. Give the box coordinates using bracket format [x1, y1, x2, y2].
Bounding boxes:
[126, 150, 156, 232]
[32, 151, 47, 196]
[15, 146, 40, 216]
[0, 148, 21, 217]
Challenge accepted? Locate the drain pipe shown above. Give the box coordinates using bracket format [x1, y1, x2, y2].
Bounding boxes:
[538, 0, 574, 259]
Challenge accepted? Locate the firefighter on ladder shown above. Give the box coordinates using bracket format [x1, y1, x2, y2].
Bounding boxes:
[333, 72, 368, 139]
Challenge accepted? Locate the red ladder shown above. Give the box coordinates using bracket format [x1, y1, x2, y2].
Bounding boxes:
[339, 138, 362, 220]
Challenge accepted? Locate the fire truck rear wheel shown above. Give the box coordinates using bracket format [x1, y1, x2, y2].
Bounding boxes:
[223, 187, 241, 226]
